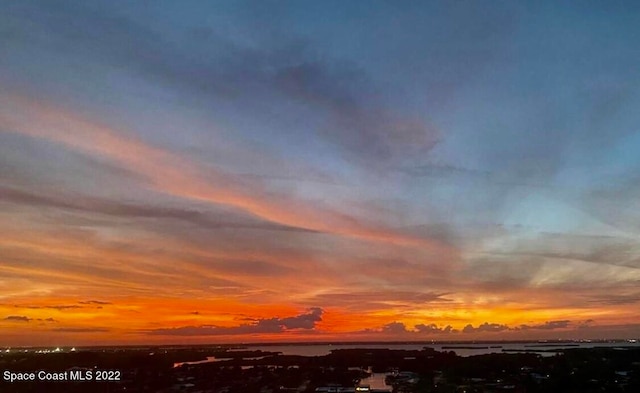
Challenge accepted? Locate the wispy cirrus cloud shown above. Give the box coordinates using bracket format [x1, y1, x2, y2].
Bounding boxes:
[2, 0, 640, 344]
[305, 290, 452, 312]
[0, 92, 453, 254]
[0, 185, 314, 234]
[2, 1, 441, 169]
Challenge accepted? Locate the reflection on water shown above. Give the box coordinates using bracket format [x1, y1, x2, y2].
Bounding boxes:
[174, 355, 266, 368]
[359, 367, 389, 390]
[173, 356, 216, 368]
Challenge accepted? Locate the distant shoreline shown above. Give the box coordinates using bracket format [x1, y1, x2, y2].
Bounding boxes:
[4, 339, 637, 351]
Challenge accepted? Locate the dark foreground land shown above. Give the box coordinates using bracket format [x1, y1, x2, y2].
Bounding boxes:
[1, 345, 639, 392]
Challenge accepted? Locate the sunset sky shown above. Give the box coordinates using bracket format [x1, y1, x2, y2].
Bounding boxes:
[2, 1, 640, 346]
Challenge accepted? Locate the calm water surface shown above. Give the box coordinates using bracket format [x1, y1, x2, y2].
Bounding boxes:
[242, 341, 640, 358]
[174, 341, 640, 368]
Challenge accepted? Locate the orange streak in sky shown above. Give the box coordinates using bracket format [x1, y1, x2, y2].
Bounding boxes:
[0, 92, 456, 256]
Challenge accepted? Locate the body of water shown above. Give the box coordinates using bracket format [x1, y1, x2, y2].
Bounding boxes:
[241, 341, 640, 358]
[359, 368, 390, 390]
[174, 341, 640, 368]
[174, 356, 217, 368]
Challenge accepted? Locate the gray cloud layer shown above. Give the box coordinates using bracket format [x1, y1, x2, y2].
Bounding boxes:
[147, 308, 323, 336]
